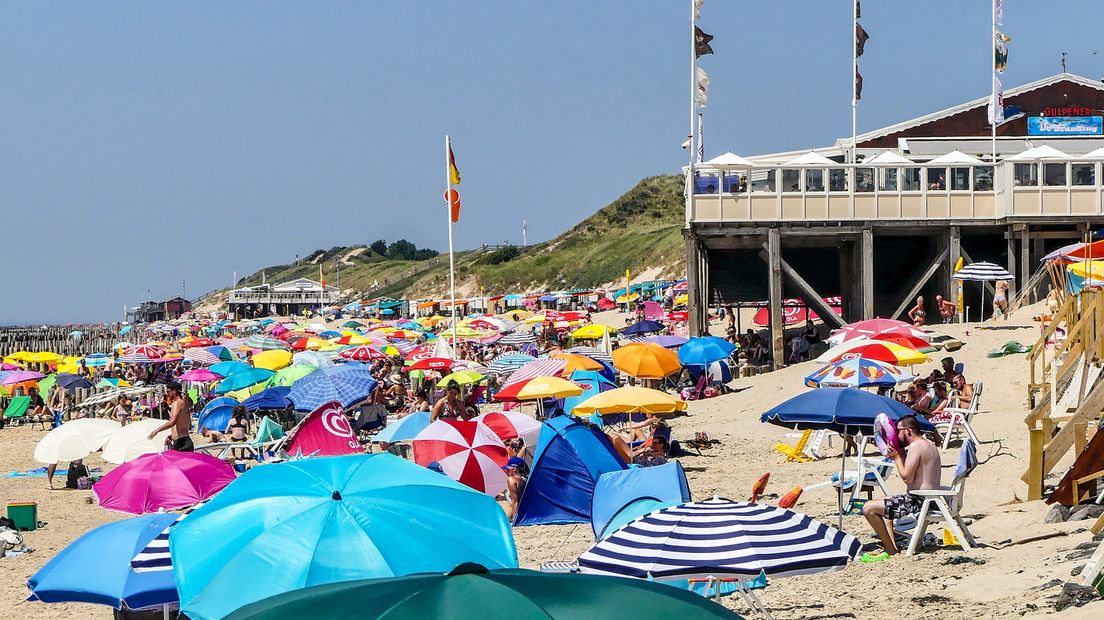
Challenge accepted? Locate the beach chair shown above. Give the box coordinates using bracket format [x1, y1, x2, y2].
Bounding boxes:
[3, 396, 31, 427]
[774, 430, 813, 463]
[933, 381, 982, 449]
[898, 439, 978, 556]
[803, 429, 829, 460]
[833, 455, 894, 504]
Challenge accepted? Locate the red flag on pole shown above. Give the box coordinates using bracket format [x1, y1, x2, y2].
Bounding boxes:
[284, 401, 361, 457]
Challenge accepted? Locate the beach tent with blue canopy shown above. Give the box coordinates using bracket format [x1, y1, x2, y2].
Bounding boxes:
[242, 386, 292, 412]
[514, 416, 627, 526]
[563, 369, 617, 414]
[590, 462, 691, 539]
[197, 397, 239, 433]
[27, 512, 179, 611]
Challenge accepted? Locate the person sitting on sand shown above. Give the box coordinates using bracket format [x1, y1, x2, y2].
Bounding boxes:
[632, 435, 670, 467]
[430, 380, 465, 422]
[497, 456, 528, 522]
[113, 395, 132, 426]
[861, 415, 942, 560]
[201, 427, 226, 443]
[624, 412, 666, 444]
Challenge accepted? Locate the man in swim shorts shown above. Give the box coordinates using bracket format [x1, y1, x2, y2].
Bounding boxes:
[862, 414, 942, 558]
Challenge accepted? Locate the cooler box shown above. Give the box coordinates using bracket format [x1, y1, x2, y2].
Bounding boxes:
[7, 502, 37, 531]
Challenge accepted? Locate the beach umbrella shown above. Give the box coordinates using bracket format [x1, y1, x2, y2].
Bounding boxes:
[503, 358, 568, 388]
[101, 419, 171, 464]
[828, 341, 927, 366]
[570, 386, 687, 416]
[97, 377, 130, 388]
[0, 370, 45, 385]
[332, 333, 371, 345]
[513, 376, 583, 401]
[209, 360, 251, 377]
[170, 454, 518, 620]
[565, 345, 614, 365]
[214, 368, 275, 394]
[578, 497, 861, 580]
[643, 334, 689, 349]
[181, 337, 215, 348]
[373, 411, 431, 444]
[498, 331, 537, 346]
[869, 332, 935, 351]
[124, 345, 165, 359]
[34, 418, 121, 464]
[413, 420, 509, 494]
[407, 357, 454, 371]
[83, 353, 113, 367]
[266, 364, 317, 387]
[197, 396, 240, 432]
[571, 324, 615, 340]
[678, 336, 737, 367]
[563, 369, 618, 413]
[291, 337, 329, 352]
[612, 343, 681, 379]
[954, 261, 1015, 321]
[251, 349, 292, 371]
[620, 320, 665, 336]
[55, 373, 93, 391]
[183, 348, 222, 366]
[550, 352, 604, 373]
[206, 345, 236, 361]
[27, 513, 180, 610]
[472, 411, 542, 446]
[222, 563, 735, 620]
[242, 386, 293, 412]
[339, 345, 388, 362]
[178, 368, 221, 382]
[93, 452, 236, 514]
[436, 369, 485, 387]
[826, 318, 929, 345]
[292, 351, 336, 368]
[244, 335, 290, 351]
[487, 352, 537, 376]
[287, 365, 378, 411]
[804, 357, 913, 389]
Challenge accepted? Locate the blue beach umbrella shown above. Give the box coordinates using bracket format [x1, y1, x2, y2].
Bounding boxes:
[678, 336, 737, 367]
[241, 386, 292, 412]
[287, 365, 378, 411]
[208, 360, 250, 377]
[804, 358, 914, 389]
[620, 320, 665, 336]
[197, 397, 239, 432]
[56, 373, 94, 391]
[372, 411, 431, 443]
[214, 368, 275, 394]
[170, 453, 518, 620]
[206, 345, 235, 361]
[27, 512, 179, 610]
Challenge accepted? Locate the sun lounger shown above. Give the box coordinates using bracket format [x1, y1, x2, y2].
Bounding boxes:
[774, 429, 813, 463]
[3, 396, 31, 427]
[896, 439, 978, 556]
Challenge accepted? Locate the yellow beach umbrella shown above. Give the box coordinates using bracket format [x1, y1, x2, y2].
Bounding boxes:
[436, 370, 485, 387]
[616, 293, 640, 303]
[514, 376, 584, 401]
[570, 386, 687, 416]
[571, 324, 615, 340]
[251, 349, 292, 371]
[1069, 260, 1104, 280]
[611, 342, 681, 379]
[674, 294, 688, 306]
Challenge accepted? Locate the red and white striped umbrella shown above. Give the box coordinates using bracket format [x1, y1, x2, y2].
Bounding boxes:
[473, 411, 542, 447]
[827, 319, 930, 345]
[339, 346, 388, 362]
[124, 345, 165, 359]
[183, 348, 222, 366]
[504, 358, 567, 387]
[412, 420, 508, 495]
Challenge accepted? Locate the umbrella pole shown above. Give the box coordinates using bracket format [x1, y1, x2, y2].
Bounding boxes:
[838, 432, 847, 531]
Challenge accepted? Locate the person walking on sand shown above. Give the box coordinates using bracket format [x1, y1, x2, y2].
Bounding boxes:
[861, 415, 941, 560]
[907, 296, 926, 327]
[147, 382, 194, 452]
[993, 280, 1010, 320]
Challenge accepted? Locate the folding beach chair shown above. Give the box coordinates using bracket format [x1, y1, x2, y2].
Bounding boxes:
[774, 430, 813, 463]
[932, 381, 982, 449]
[3, 396, 32, 427]
[897, 439, 978, 555]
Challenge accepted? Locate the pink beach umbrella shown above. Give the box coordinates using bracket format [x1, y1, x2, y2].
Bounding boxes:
[1, 362, 21, 371]
[178, 368, 220, 382]
[92, 452, 237, 514]
[472, 411, 542, 447]
[412, 420, 509, 495]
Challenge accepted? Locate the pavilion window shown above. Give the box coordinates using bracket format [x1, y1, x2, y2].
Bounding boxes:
[723, 171, 746, 193]
[877, 167, 898, 192]
[1044, 163, 1067, 187]
[855, 168, 874, 192]
[750, 169, 775, 192]
[1072, 163, 1096, 186]
[950, 167, 970, 191]
[782, 169, 801, 192]
[828, 168, 848, 192]
[694, 173, 720, 194]
[1014, 163, 1038, 186]
[973, 166, 994, 191]
[926, 168, 947, 191]
[901, 167, 921, 191]
[805, 169, 824, 191]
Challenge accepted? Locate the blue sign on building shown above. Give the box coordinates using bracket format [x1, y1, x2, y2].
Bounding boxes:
[1027, 115, 1103, 136]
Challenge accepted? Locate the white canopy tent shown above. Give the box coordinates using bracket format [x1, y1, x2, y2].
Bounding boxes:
[864, 151, 915, 165]
[783, 151, 837, 167]
[926, 150, 984, 166]
[1008, 144, 1070, 161]
[701, 152, 755, 169]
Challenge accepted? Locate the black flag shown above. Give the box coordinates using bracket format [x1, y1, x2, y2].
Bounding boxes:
[855, 70, 863, 101]
[856, 23, 869, 57]
[855, 0, 861, 19]
[695, 27, 714, 57]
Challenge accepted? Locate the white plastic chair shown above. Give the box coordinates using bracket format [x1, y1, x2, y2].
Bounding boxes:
[935, 381, 982, 449]
[899, 439, 978, 556]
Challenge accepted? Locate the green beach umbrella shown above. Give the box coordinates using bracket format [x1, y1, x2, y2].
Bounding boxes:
[225, 563, 740, 620]
[38, 374, 57, 398]
[266, 365, 318, 388]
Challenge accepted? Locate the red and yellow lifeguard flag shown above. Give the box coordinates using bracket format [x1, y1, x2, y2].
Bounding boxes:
[319, 263, 326, 289]
[448, 139, 461, 185]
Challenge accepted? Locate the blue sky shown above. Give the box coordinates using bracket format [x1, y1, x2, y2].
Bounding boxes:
[3, 1, 1101, 324]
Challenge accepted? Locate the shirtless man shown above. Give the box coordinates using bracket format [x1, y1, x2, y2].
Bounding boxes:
[148, 382, 194, 452]
[862, 415, 942, 559]
[935, 295, 956, 324]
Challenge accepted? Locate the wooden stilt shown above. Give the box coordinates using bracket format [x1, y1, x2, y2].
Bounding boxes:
[685, 231, 702, 337]
[767, 228, 784, 370]
[861, 228, 874, 320]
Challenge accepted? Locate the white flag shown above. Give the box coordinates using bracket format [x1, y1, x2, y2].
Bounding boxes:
[693, 0, 704, 20]
[696, 66, 709, 108]
[987, 75, 1004, 125]
[994, 0, 1003, 26]
[696, 113, 704, 163]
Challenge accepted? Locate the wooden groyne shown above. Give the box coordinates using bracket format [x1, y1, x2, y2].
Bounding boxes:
[0, 325, 137, 358]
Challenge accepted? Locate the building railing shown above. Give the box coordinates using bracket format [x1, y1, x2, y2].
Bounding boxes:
[689, 160, 1104, 222]
[229, 291, 340, 304]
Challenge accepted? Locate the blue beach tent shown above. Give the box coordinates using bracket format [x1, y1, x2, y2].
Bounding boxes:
[590, 462, 692, 539]
[513, 416, 626, 526]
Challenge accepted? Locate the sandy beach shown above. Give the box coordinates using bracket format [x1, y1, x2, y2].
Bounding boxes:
[3, 306, 1104, 618]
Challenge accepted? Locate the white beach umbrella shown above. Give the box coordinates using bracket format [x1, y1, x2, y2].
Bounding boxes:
[34, 418, 121, 464]
[101, 419, 171, 464]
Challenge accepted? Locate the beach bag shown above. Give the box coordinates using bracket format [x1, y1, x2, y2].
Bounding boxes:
[76, 476, 93, 490]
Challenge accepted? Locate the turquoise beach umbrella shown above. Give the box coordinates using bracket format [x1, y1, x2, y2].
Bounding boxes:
[170, 453, 518, 620]
[213, 368, 274, 394]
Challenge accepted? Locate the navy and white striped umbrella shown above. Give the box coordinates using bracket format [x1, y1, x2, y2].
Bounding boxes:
[487, 353, 537, 376]
[499, 331, 537, 346]
[565, 346, 614, 365]
[952, 261, 1014, 281]
[130, 502, 206, 573]
[287, 365, 378, 411]
[578, 498, 862, 580]
[117, 354, 157, 364]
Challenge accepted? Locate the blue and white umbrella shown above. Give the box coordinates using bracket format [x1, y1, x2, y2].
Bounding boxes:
[578, 497, 861, 580]
[565, 346, 614, 365]
[499, 331, 537, 346]
[487, 353, 537, 376]
[287, 365, 378, 411]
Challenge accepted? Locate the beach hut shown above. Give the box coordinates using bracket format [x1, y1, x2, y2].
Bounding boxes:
[514, 416, 626, 526]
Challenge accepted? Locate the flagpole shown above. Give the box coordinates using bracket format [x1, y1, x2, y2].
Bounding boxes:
[687, 0, 697, 228]
[991, 0, 997, 165]
[851, 0, 858, 164]
[445, 135, 458, 345]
